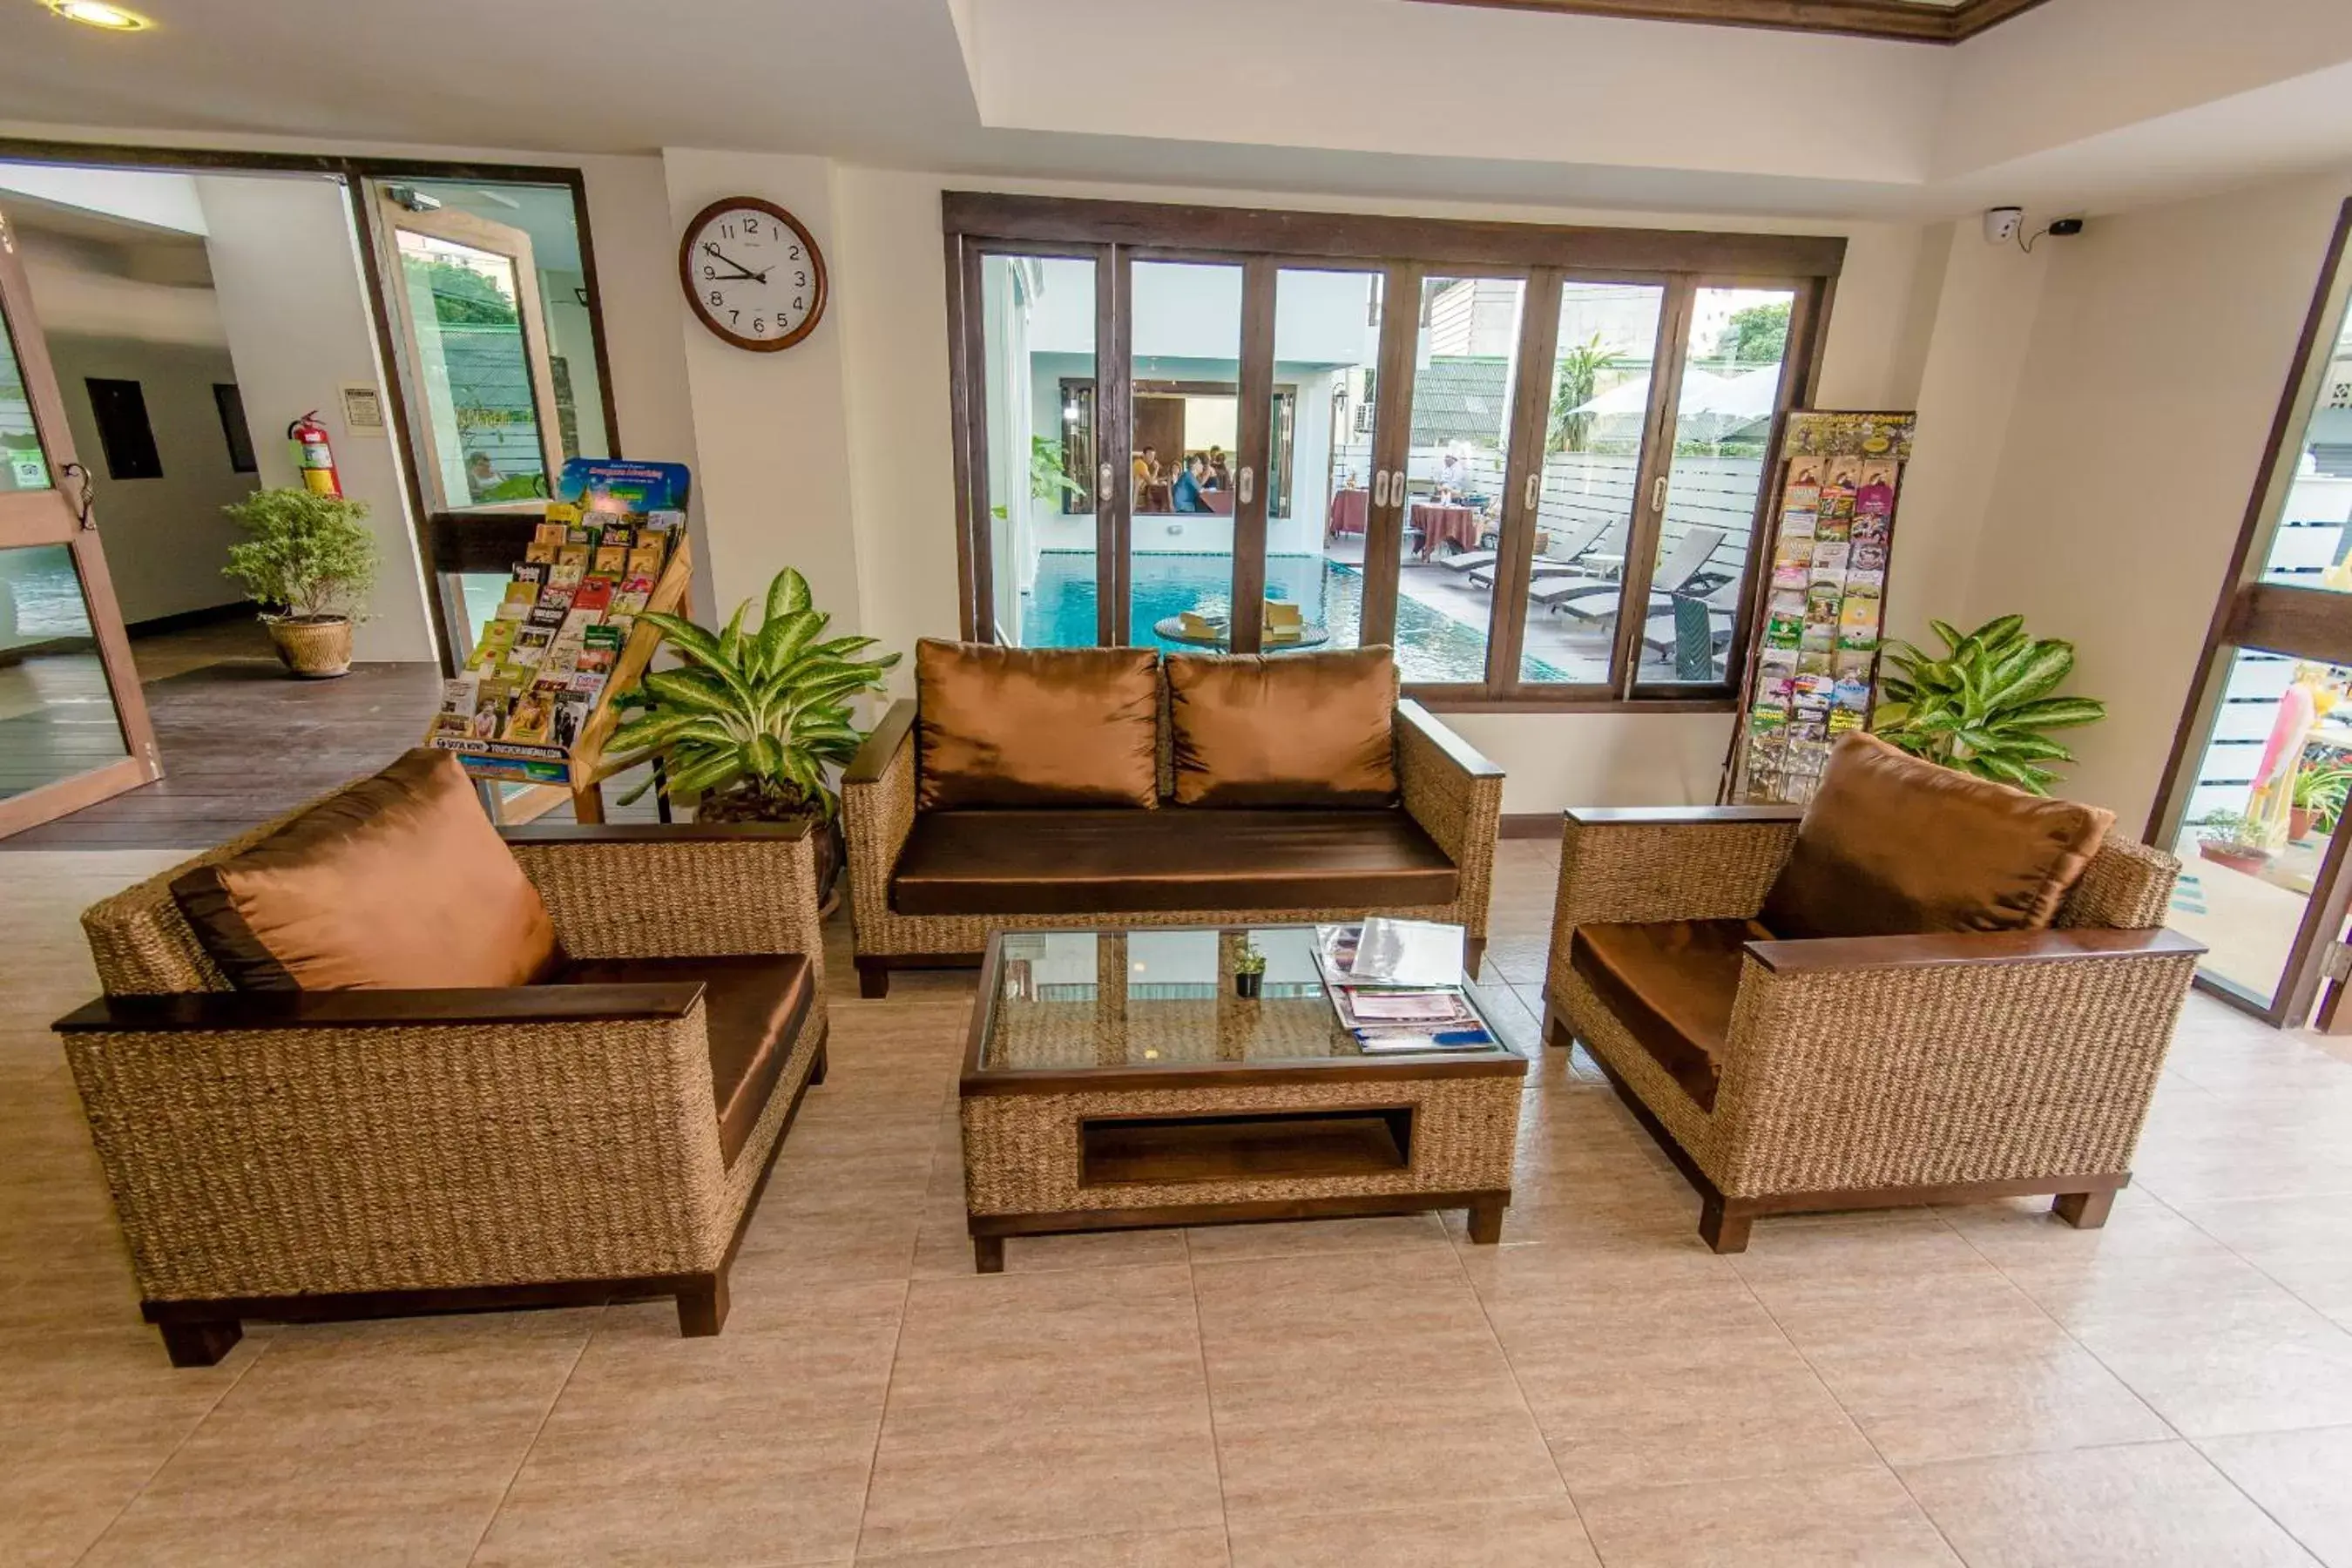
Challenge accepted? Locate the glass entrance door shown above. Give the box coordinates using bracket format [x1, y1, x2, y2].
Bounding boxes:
[0, 203, 159, 837]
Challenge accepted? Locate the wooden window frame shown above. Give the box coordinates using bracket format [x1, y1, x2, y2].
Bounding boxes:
[2147, 198, 2352, 1028]
[943, 193, 1841, 713]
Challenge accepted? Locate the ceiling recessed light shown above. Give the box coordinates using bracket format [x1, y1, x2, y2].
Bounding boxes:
[45, 0, 152, 30]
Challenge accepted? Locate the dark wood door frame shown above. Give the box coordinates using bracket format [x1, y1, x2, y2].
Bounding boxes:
[0, 137, 630, 678]
[2146, 198, 2352, 1029]
[0, 200, 162, 837]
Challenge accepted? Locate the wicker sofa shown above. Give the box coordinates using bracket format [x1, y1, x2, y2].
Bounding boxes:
[841, 659, 1504, 998]
[56, 812, 828, 1367]
[1546, 802, 2203, 1253]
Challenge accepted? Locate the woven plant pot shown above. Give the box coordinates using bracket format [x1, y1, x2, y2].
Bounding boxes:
[263, 615, 353, 679]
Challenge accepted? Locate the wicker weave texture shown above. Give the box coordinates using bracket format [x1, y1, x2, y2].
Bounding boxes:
[960, 1074, 1521, 1216]
[842, 702, 1503, 963]
[508, 835, 827, 990]
[65, 1009, 732, 1300]
[1547, 818, 2198, 1200]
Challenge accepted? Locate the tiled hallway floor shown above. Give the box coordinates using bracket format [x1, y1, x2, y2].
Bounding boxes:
[8, 839, 2352, 1565]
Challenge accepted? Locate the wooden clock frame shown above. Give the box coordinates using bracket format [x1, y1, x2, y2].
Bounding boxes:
[677, 196, 828, 353]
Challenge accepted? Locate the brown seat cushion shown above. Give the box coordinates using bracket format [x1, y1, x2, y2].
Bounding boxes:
[558, 954, 813, 1167]
[1571, 918, 1772, 1113]
[1761, 733, 2115, 940]
[1166, 645, 1399, 808]
[170, 748, 559, 992]
[889, 808, 1457, 916]
[915, 639, 1159, 810]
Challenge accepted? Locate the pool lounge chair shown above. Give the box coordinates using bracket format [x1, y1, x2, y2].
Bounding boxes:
[1641, 579, 1744, 679]
[1464, 519, 1613, 589]
[1533, 525, 1729, 624]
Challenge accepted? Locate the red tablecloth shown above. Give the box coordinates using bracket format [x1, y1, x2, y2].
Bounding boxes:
[1327, 488, 1370, 538]
[1411, 503, 1480, 559]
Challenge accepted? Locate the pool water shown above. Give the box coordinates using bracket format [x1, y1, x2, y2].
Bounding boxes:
[1020, 552, 1563, 683]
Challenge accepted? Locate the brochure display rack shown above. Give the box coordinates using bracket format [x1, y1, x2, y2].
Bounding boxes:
[1722, 411, 1916, 807]
[425, 458, 693, 822]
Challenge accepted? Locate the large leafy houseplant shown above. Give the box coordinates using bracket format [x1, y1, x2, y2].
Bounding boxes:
[220, 487, 377, 678]
[1872, 615, 2106, 794]
[604, 568, 897, 896]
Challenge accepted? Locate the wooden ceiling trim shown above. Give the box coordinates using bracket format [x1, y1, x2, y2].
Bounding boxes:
[1410, 0, 2054, 44]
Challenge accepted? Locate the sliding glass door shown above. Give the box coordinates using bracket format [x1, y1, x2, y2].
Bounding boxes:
[945, 195, 1838, 705]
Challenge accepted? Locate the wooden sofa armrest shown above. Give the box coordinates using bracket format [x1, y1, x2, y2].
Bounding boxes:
[504, 825, 825, 982]
[1395, 700, 1504, 940]
[1707, 928, 2204, 1198]
[57, 992, 734, 1303]
[54, 982, 707, 1034]
[842, 699, 920, 948]
[844, 698, 917, 786]
[1744, 927, 2203, 975]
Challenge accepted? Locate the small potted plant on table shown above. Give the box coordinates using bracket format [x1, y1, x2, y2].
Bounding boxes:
[2194, 810, 2274, 875]
[220, 488, 377, 678]
[602, 566, 898, 909]
[1233, 940, 1267, 999]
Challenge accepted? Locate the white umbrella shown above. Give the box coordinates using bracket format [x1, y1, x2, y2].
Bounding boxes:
[1571, 366, 1778, 422]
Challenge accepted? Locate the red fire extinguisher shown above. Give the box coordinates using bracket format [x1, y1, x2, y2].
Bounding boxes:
[288, 411, 341, 497]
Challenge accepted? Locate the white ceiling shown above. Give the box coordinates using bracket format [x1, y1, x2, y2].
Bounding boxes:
[0, 0, 2345, 222]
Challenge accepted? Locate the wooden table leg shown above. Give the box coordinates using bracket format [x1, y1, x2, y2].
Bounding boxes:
[972, 1234, 1004, 1274]
[1467, 1197, 1504, 1245]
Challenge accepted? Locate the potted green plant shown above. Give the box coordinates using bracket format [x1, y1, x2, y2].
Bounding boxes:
[1233, 939, 1267, 999]
[2193, 809, 2274, 875]
[2289, 761, 2351, 841]
[1873, 615, 2106, 794]
[220, 487, 378, 678]
[602, 566, 898, 908]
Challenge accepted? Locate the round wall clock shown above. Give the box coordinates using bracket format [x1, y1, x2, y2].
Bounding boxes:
[678, 196, 828, 352]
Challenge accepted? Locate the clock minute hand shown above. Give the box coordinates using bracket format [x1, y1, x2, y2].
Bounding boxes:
[700, 242, 762, 280]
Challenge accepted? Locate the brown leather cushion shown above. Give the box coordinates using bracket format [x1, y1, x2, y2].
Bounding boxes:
[171, 748, 559, 992]
[1166, 645, 1398, 808]
[889, 808, 1457, 916]
[915, 639, 1159, 810]
[558, 954, 813, 1167]
[1761, 732, 2115, 941]
[1571, 918, 1772, 1113]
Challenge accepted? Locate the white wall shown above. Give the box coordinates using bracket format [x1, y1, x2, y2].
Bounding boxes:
[1940, 171, 2352, 831]
[45, 335, 256, 624]
[195, 173, 435, 663]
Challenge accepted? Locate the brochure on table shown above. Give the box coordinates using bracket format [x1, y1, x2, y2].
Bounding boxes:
[1313, 919, 1494, 1052]
[1722, 412, 1916, 808]
[423, 459, 693, 788]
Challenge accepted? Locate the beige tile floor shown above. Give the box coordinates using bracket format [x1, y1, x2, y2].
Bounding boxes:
[7, 838, 2352, 1565]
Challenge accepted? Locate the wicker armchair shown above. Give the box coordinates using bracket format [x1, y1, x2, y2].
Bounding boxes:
[1545, 805, 2202, 1252]
[56, 815, 828, 1367]
[842, 693, 1503, 997]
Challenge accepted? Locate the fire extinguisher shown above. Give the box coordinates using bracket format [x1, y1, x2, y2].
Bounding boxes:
[288, 411, 341, 497]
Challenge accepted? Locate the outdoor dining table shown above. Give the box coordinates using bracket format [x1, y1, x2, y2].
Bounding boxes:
[1153, 616, 1332, 652]
[1326, 488, 1370, 538]
[1410, 502, 1481, 560]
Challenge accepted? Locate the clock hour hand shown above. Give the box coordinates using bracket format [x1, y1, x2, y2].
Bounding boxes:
[700, 241, 763, 281]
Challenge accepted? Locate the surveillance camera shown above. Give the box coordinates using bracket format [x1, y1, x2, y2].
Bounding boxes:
[1983, 207, 2024, 245]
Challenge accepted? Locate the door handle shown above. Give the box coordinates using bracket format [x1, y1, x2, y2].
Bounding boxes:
[1524, 472, 1539, 511]
[1651, 475, 1669, 513]
[1098, 461, 1113, 497]
[60, 462, 95, 529]
[1373, 470, 1389, 507]
[1240, 467, 1254, 505]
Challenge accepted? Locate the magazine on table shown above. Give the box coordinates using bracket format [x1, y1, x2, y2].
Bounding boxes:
[1312, 920, 1491, 1050]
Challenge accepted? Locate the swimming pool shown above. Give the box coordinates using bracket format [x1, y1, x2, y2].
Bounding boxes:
[1018, 552, 1564, 683]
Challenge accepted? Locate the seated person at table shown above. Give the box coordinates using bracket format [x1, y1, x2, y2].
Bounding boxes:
[1132, 447, 1158, 508]
[1172, 455, 1212, 513]
[1204, 447, 1230, 490]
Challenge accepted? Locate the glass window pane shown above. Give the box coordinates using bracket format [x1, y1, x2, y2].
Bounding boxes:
[0, 298, 52, 493]
[978, 253, 1096, 646]
[1132, 260, 1242, 652]
[2167, 651, 2352, 1008]
[1639, 286, 1797, 686]
[1521, 281, 1666, 685]
[397, 229, 551, 504]
[2258, 287, 2352, 591]
[1396, 274, 1525, 684]
[0, 544, 130, 798]
[1276, 267, 1380, 654]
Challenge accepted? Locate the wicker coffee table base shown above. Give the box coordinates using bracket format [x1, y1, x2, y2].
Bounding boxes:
[968, 1188, 1510, 1272]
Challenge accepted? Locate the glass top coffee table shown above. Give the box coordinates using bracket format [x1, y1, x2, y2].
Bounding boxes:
[957, 924, 1527, 1272]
